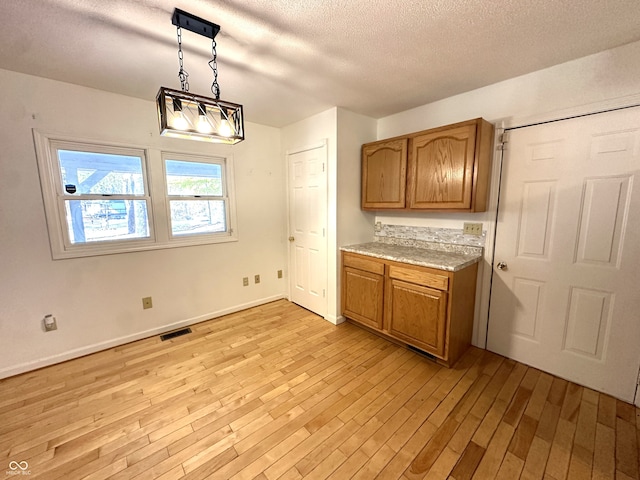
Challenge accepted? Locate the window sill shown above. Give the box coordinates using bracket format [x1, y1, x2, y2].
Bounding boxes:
[52, 233, 239, 260]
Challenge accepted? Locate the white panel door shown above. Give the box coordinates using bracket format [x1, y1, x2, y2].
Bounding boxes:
[288, 144, 327, 317]
[488, 107, 640, 402]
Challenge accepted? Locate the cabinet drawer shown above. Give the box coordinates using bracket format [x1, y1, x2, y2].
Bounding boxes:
[343, 253, 385, 275]
[388, 265, 448, 291]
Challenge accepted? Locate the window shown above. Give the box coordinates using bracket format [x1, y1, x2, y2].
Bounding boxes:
[163, 155, 231, 238]
[34, 132, 237, 259]
[57, 147, 151, 245]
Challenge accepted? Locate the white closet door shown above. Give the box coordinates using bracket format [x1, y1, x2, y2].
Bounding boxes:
[288, 144, 328, 317]
[488, 107, 640, 402]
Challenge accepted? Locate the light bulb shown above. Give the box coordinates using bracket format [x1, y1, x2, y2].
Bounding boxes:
[171, 97, 189, 130]
[197, 116, 212, 133]
[196, 104, 212, 134]
[172, 113, 189, 130]
[219, 119, 232, 137]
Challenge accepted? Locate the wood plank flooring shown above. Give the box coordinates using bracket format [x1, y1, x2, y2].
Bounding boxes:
[0, 299, 638, 479]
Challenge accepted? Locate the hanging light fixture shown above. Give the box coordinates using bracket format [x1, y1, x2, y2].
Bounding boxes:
[156, 9, 245, 144]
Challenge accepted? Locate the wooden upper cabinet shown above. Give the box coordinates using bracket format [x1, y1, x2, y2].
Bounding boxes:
[361, 138, 408, 209]
[408, 123, 476, 210]
[361, 118, 494, 212]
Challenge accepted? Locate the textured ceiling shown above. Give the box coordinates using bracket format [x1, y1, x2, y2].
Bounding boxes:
[2, 0, 640, 127]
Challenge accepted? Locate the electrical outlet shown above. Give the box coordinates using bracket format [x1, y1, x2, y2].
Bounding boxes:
[277, 269, 283, 279]
[142, 297, 153, 309]
[254, 274, 260, 284]
[43, 314, 57, 332]
[243, 277, 249, 286]
[463, 222, 483, 236]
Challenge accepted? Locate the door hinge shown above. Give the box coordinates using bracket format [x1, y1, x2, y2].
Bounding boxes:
[636, 366, 640, 386]
[498, 131, 509, 151]
[323, 228, 325, 237]
[323, 289, 326, 298]
[322, 163, 325, 173]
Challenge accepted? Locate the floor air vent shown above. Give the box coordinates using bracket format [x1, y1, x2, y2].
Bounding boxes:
[160, 328, 192, 341]
[407, 345, 436, 361]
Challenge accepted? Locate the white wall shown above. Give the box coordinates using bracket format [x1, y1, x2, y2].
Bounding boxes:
[335, 108, 377, 321]
[375, 40, 640, 347]
[336, 108, 377, 247]
[0, 69, 288, 378]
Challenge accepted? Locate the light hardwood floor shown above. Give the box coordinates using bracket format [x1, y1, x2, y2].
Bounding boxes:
[1, 300, 638, 479]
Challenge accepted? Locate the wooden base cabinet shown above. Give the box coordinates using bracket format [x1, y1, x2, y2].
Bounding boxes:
[387, 279, 447, 357]
[341, 251, 478, 367]
[342, 254, 385, 330]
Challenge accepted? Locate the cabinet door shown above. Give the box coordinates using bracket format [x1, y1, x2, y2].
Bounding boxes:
[387, 278, 447, 356]
[362, 138, 408, 209]
[408, 123, 477, 210]
[343, 266, 384, 329]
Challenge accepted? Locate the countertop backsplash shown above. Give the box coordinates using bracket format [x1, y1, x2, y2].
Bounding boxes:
[373, 223, 485, 256]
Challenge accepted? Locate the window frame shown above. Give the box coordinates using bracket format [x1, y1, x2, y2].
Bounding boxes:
[33, 131, 238, 259]
[161, 151, 237, 245]
[56, 142, 155, 248]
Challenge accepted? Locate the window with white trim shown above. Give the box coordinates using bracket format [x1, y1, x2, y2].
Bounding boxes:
[56, 144, 152, 245]
[34, 131, 238, 259]
[163, 153, 232, 239]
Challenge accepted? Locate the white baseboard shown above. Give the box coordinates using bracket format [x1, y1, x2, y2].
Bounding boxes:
[324, 314, 346, 325]
[0, 295, 285, 380]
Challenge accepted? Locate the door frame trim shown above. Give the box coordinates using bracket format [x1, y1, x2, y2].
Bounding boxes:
[501, 93, 640, 131]
[286, 140, 327, 156]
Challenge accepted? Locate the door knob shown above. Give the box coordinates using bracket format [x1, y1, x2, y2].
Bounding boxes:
[288, 236, 295, 242]
[496, 261, 508, 271]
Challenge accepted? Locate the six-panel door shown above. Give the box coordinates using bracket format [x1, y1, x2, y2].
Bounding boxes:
[488, 107, 640, 402]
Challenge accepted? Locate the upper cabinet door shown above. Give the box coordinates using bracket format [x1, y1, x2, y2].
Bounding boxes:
[408, 123, 477, 210]
[361, 138, 408, 209]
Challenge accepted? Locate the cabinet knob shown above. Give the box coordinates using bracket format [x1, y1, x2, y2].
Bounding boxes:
[496, 261, 508, 271]
[288, 236, 295, 242]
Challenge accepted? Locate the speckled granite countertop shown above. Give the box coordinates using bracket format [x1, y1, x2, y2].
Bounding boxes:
[340, 242, 482, 272]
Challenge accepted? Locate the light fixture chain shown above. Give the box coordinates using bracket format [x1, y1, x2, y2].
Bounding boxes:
[209, 38, 220, 100]
[177, 26, 189, 92]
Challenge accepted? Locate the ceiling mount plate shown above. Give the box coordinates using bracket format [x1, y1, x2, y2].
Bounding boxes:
[172, 8, 220, 39]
